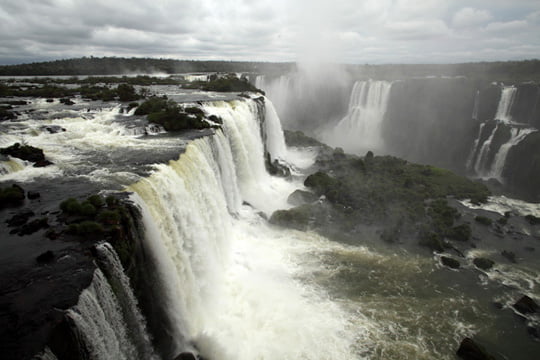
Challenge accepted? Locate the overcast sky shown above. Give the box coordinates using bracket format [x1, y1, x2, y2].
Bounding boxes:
[1, 0, 539, 65]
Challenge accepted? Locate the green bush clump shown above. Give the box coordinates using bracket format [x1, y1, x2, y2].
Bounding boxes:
[0, 184, 25, 208]
[80, 202, 97, 217]
[60, 198, 83, 214]
[87, 194, 105, 208]
[304, 171, 336, 194]
[447, 223, 472, 241]
[475, 216, 493, 226]
[134, 96, 169, 115]
[201, 76, 263, 93]
[116, 84, 140, 102]
[135, 96, 212, 131]
[96, 209, 121, 225]
[67, 221, 104, 235]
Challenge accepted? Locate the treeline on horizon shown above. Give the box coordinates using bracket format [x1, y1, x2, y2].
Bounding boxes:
[0, 56, 539, 82]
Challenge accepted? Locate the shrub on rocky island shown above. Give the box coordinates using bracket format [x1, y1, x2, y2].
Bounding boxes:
[135, 96, 215, 131]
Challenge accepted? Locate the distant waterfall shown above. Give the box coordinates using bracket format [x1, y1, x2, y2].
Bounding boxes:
[127, 98, 353, 360]
[466, 123, 485, 170]
[67, 265, 156, 360]
[488, 127, 535, 180]
[473, 124, 499, 176]
[495, 86, 517, 123]
[323, 80, 392, 154]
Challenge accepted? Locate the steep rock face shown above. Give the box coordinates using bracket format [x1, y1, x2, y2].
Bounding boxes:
[503, 131, 540, 201]
[510, 83, 540, 127]
[382, 78, 477, 173]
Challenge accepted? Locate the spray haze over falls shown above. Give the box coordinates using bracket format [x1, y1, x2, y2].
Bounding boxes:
[1, 66, 540, 360]
[256, 69, 540, 200]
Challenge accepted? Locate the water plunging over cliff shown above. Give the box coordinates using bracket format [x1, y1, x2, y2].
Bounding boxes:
[127, 100, 356, 360]
[322, 80, 392, 154]
[495, 86, 517, 123]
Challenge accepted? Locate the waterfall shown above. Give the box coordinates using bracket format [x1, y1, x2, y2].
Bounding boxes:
[263, 97, 287, 161]
[67, 268, 146, 360]
[94, 243, 158, 360]
[466, 122, 485, 171]
[494, 86, 517, 123]
[473, 124, 499, 176]
[487, 127, 535, 180]
[323, 80, 392, 154]
[127, 98, 354, 360]
[472, 90, 479, 120]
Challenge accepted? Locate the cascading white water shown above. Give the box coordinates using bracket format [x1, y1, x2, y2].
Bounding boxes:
[323, 80, 392, 154]
[487, 127, 535, 180]
[466, 123, 485, 171]
[127, 99, 357, 360]
[473, 124, 499, 176]
[494, 86, 517, 123]
[94, 242, 158, 360]
[255, 75, 292, 120]
[263, 97, 287, 161]
[67, 269, 142, 360]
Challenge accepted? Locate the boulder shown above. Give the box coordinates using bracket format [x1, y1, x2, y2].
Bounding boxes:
[441, 256, 460, 269]
[36, 250, 55, 264]
[173, 352, 197, 360]
[473, 257, 495, 271]
[6, 209, 35, 227]
[513, 295, 539, 314]
[18, 217, 49, 236]
[456, 337, 496, 360]
[287, 190, 318, 206]
[27, 191, 40, 200]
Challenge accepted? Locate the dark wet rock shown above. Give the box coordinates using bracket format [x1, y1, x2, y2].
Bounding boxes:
[0, 143, 52, 166]
[475, 215, 493, 226]
[441, 256, 460, 269]
[0, 184, 25, 209]
[6, 209, 35, 227]
[174, 352, 197, 360]
[524, 246, 535, 252]
[287, 189, 318, 206]
[46, 98, 54, 103]
[265, 153, 291, 177]
[17, 217, 49, 236]
[36, 250, 55, 264]
[0, 106, 16, 120]
[27, 191, 41, 200]
[473, 257, 495, 271]
[493, 302, 504, 310]
[456, 337, 496, 360]
[43, 125, 66, 134]
[59, 98, 75, 105]
[513, 295, 539, 314]
[419, 232, 445, 252]
[501, 250, 516, 263]
[527, 326, 540, 340]
[524, 214, 540, 225]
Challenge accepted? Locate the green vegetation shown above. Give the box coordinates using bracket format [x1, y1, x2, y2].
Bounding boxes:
[58, 194, 127, 239]
[475, 215, 493, 226]
[0, 82, 143, 102]
[271, 149, 489, 251]
[0, 184, 25, 208]
[135, 96, 214, 131]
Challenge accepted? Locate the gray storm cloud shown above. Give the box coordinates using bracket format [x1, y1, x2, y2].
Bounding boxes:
[0, 0, 539, 64]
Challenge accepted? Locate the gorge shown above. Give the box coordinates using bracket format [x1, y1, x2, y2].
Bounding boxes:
[1, 66, 540, 360]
